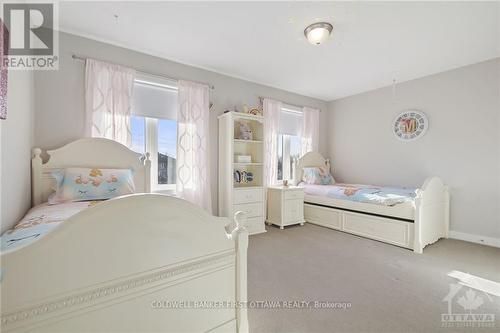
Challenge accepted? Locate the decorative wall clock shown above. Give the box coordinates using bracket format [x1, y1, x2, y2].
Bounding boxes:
[393, 110, 428, 141]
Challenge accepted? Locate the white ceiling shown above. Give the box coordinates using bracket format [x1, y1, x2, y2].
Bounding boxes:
[59, 1, 500, 101]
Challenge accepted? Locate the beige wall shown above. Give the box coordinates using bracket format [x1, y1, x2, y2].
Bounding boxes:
[1, 70, 34, 232]
[33, 32, 328, 214]
[327, 58, 500, 240]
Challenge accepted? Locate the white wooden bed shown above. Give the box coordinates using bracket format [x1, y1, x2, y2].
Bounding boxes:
[0, 138, 249, 333]
[295, 152, 449, 253]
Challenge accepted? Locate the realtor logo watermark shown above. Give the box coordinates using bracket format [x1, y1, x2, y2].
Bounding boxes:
[441, 282, 496, 328]
[2, 2, 58, 70]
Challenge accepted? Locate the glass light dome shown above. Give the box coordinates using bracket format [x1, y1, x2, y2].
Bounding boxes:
[304, 22, 333, 45]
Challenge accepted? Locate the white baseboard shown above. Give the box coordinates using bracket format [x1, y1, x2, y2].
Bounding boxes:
[449, 231, 500, 248]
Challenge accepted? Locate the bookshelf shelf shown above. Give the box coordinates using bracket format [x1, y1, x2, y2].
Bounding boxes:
[234, 139, 263, 144]
[233, 162, 263, 166]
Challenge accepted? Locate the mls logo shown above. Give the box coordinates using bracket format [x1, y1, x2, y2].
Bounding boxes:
[1, 2, 58, 69]
[4, 3, 53, 55]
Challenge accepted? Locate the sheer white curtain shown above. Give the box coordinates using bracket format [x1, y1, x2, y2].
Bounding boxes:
[176, 80, 212, 213]
[85, 59, 136, 147]
[300, 106, 320, 156]
[263, 98, 282, 187]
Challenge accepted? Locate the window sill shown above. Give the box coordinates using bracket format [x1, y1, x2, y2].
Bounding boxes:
[152, 189, 177, 196]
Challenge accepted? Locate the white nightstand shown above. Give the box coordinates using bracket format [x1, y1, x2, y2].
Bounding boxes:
[266, 185, 305, 229]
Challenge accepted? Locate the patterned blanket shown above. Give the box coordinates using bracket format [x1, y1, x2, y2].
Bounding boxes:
[1, 201, 99, 252]
[301, 183, 417, 206]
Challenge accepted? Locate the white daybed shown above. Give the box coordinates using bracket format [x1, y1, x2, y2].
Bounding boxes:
[295, 152, 449, 253]
[0, 138, 249, 333]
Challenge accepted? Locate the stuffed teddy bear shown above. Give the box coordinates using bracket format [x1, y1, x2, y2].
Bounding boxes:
[239, 121, 253, 140]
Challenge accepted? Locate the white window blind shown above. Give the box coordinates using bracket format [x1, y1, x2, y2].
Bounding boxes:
[279, 105, 302, 136]
[132, 75, 178, 120]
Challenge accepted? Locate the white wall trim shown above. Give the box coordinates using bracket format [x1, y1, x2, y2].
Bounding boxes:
[449, 230, 500, 248]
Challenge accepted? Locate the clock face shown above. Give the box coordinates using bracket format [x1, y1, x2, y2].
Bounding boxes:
[393, 110, 428, 141]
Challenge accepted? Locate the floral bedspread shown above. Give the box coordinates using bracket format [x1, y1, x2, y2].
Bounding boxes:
[300, 183, 417, 206]
[1, 201, 99, 252]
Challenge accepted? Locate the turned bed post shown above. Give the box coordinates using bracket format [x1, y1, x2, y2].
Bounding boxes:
[233, 211, 249, 333]
[413, 196, 424, 254]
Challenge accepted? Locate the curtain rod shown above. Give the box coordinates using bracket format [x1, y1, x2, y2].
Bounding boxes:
[259, 96, 322, 112]
[71, 54, 215, 90]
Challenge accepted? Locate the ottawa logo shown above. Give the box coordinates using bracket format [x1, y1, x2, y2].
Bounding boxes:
[441, 282, 496, 328]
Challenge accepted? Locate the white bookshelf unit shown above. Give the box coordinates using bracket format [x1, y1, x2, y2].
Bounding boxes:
[218, 111, 266, 235]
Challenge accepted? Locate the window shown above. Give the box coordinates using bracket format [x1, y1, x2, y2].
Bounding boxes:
[157, 118, 177, 185]
[277, 134, 301, 181]
[131, 116, 146, 154]
[130, 75, 178, 192]
[277, 106, 302, 182]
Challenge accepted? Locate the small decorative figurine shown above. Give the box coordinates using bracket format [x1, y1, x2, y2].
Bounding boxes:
[248, 107, 262, 116]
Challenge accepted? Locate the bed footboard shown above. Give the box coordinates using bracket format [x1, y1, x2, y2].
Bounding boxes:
[414, 177, 450, 253]
[1, 194, 249, 333]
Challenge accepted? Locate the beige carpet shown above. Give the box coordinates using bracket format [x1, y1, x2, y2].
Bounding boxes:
[247, 224, 500, 333]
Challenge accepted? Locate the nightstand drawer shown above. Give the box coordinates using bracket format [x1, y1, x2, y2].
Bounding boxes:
[233, 202, 263, 218]
[284, 191, 305, 200]
[234, 188, 263, 204]
[284, 199, 304, 223]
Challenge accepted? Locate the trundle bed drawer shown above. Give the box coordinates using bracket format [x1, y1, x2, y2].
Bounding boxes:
[304, 204, 342, 230]
[304, 204, 414, 249]
[343, 212, 413, 248]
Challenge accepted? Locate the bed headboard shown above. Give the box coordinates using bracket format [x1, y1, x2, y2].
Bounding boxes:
[32, 138, 151, 206]
[293, 152, 331, 185]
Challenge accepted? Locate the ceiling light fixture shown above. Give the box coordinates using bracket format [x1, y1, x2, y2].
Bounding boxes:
[304, 22, 333, 45]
